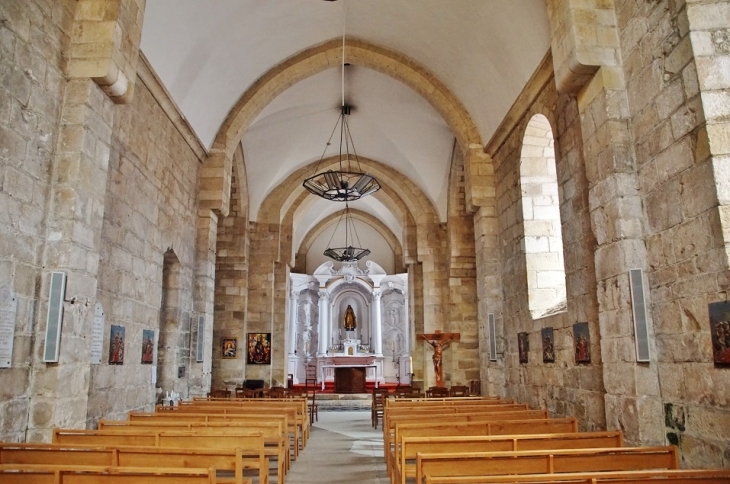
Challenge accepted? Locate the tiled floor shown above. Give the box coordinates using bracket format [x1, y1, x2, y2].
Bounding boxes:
[285, 411, 388, 484]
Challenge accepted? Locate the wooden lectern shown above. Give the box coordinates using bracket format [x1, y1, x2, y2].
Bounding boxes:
[417, 330, 460, 388]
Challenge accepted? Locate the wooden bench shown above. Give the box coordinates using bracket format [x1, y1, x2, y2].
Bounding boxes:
[52, 429, 269, 484]
[0, 442, 253, 484]
[157, 404, 305, 452]
[391, 430, 624, 484]
[383, 409, 551, 471]
[99, 419, 289, 479]
[0, 464, 221, 484]
[416, 446, 680, 484]
[174, 399, 309, 443]
[422, 469, 730, 484]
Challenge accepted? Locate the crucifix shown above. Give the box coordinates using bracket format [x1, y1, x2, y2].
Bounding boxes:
[417, 330, 460, 387]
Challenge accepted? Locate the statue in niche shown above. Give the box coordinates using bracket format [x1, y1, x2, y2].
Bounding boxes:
[390, 306, 400, 327]
[343, 304, 356, 331]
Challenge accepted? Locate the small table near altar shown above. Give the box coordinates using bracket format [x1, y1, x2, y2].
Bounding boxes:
[319, 355, 379, 392]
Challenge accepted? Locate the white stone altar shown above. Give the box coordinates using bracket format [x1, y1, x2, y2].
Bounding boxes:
[287, 261, 411, 387]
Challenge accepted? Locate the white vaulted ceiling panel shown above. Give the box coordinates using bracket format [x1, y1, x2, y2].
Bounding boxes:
[140, 0, 550, 151]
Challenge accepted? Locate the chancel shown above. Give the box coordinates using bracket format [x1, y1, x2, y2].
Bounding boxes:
[288, 261, 411, 392]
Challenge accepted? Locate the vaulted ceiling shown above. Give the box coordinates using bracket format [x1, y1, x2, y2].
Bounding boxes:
[140, 0, 551, 271]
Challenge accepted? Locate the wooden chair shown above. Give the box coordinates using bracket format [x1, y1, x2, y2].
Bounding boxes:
[207, 389, 231, 399]
[468, 379, 480, 396]
[305, 387, 318, 424]
[426, 386, 450, 398]
[449, 385, 469, 397]
[371, 388, 389, 428]
[268, 386, 289, 398]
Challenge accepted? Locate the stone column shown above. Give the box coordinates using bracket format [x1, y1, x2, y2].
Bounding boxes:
[547, 0, 662, 446]
[372, 289, 383, 356]
[403, 291, 411, 352]
[317, 290, 329, 356]
[191, 211, 218, 395]
[288, 291, 298, 357]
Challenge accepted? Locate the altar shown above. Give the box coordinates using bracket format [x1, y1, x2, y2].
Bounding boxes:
[287, 261, 412, 388]
[318, 354, 380, 392]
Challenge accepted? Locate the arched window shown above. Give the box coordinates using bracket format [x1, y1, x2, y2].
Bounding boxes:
[520, 114, 566, 319]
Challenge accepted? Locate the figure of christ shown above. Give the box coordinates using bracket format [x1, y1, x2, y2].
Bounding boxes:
[417, 331, 460, 387]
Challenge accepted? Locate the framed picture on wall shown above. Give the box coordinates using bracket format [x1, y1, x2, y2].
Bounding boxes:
[541, 327, 555, 363]
[708, 300, 730, 367]
[518, 332, 529, 364]
[573, 322, 591, 364]
[141, 329, 154, 364]
[222, 338, 237, 359]
[109, 325, 125, 365]
[247, 333, 271, 365]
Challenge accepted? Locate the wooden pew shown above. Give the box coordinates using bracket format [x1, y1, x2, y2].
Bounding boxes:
[422, 469, 730, 484]
[383, 409, 551, 471]
[157, 404, 305, 452]
[383, 403, 531, 442]
[173, 398, 309, 443]
[386, 396, 503, 405]
[99, 419, 289, 478]
[0, 464, 221, 484]
[416, 446, 680, 484]
[52, 429, 269, 484]
[0, 443, 252, 484]
[391, 430, 624, 484]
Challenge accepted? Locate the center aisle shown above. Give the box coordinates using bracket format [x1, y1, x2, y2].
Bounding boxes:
[285, 411, 388, 484]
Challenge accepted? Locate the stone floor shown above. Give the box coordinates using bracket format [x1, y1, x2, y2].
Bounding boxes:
[285, 411, 388, 484]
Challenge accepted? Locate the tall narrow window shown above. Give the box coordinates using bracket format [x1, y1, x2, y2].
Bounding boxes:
[520, 114, 566, 319]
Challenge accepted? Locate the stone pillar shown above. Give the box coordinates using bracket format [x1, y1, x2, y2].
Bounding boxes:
[404, 291, 411, 352]
[317, 290, 329, 356]
[28, 77, 116, 442]
[372, 289, 383, 356]
[547, 0, 663, 446]
[288, 291, 298, 357]
[191, 210, 218, 395]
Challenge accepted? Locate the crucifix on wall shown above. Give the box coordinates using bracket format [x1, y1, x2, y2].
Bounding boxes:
[417, 330, 460, 387]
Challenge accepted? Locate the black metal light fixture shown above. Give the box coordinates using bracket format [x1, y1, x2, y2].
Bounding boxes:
[302, 0, 380, 203]
[322, 202, 371, 262]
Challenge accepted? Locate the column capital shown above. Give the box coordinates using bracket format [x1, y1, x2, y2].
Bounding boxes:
[372, 289, 382, 300]
[318, 290, 329, 299]
[290, 290, 299, 300]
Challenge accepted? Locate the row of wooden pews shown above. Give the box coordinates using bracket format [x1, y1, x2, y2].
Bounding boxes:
[382, 395, 730, 484]
[0, 394, 309, 484]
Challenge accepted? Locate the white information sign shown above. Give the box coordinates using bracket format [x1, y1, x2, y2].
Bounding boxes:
[90, 303, 105, 364]
[0, 285, 18, 368]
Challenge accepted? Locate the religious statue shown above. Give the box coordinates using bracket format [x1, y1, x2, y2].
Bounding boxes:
[344, 304, 357, 331]
[418, 330, 460, 387]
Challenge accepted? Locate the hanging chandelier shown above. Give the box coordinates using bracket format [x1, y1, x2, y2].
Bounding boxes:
[322, 202, 371, 262]
[302, 0, 380, 203]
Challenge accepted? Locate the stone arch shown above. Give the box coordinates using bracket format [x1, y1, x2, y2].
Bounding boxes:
[295, 208, 404, 273]
[258, 155, 436, 267]
[202, 38, 490, 217]
[260, 157, 439, 227]
[211, 38, 481, 159]
[519, 113, 566, 319]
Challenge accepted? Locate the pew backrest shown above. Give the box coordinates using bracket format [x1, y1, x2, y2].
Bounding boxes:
[416, 446, 680, 484]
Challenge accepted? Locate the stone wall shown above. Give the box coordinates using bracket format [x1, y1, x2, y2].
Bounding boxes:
[619, 0, 730, 467]
[87, 75, 200, 425]
[490, 71, 604, 431]
[0, 0, 75, 442]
